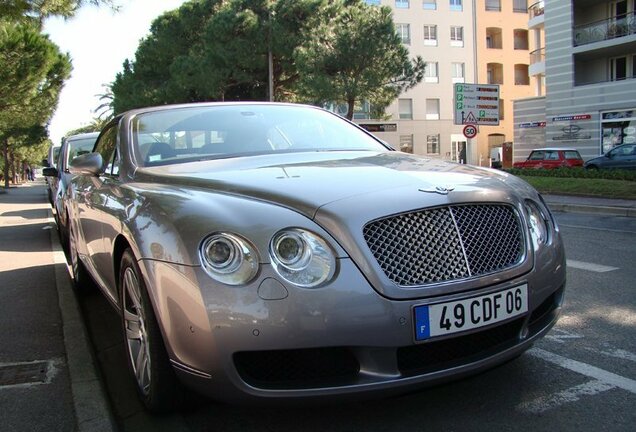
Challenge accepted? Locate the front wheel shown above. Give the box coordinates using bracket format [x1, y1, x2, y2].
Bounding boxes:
[119, 249, 182, 412]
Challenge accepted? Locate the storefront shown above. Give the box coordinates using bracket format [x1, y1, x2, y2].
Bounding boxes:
[601, 109, 636, 153]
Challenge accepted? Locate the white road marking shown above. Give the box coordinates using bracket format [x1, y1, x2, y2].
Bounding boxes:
[529, 348, 636, 394]
[586, 348, 636, 363]
[518, 379, 615, 414]
[518, 348, 636, 413]
[566, 259, 618, 273]
[545, 328, 584, 344]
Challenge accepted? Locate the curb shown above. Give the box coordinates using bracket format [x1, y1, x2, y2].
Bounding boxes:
[48, 210, 117, 432]
[545, 203, 636, 218]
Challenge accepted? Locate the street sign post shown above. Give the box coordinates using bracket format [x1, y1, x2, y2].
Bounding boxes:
[454, 84, 500, 126]
[463, 124, 478, 139]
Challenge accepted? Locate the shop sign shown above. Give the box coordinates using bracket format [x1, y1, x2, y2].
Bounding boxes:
[519, 121, 546, 128]
[602, 110, 634, 120]
[551, 114, 591, 122]
[359, 123, 397, 132]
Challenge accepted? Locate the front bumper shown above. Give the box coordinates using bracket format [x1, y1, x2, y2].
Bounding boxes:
[140, 254, 565, 404]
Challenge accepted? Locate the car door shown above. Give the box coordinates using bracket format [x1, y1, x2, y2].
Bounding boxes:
[73, 125, 121, 302]
[543, 150, 560, 169]
[614, 144, 636, 169]
[525, 150, 544, 168]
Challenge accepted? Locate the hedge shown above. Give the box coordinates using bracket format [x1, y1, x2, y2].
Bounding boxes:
[504, 167, 636, 182]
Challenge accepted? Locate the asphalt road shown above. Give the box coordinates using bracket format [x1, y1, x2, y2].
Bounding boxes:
[76, 211, 636, 432]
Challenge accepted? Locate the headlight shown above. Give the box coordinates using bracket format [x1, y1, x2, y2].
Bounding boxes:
[199, 233, 259, 285]
[269, 228, 336, 288]
[525, 200, 549, 250]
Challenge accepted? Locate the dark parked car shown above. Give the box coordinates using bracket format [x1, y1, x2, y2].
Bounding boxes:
[513, 148, 584, 169]
[43, 144, 61, 205]
[44, 132, 99, 249]
[67, 102, 566, 411]
[584, 143, 636, 170]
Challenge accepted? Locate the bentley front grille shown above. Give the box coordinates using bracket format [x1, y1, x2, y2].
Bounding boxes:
[363, 204, 525, 286]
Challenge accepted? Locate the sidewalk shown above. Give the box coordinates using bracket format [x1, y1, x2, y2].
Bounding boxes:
[543, 194, 636, 218]
[0, 181, 115, 432]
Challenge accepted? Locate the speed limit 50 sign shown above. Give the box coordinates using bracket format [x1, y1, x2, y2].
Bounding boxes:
[463, 124, 478, 139]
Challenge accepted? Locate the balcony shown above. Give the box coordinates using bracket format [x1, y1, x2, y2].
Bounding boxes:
[574, 12, 636, 46]
[528, 1, 544, 29]
[530, 47, 545, 64]
[529, 48, 545, 76]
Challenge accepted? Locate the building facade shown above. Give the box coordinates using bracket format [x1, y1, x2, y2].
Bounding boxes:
[360, 0, 535, 168]
[474, 0, 536, 166]
[514, 0, 636, 162]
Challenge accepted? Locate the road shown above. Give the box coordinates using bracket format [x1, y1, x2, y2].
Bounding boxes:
[74, 211, 636, 431]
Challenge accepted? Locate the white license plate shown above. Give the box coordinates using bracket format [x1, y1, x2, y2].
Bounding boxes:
[414, 284, 528, 341]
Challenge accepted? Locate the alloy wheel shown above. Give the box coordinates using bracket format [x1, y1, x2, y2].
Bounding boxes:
[122, 267, 152, 395]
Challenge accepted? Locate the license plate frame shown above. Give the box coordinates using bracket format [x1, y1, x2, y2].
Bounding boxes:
[414, 284, 528, 341]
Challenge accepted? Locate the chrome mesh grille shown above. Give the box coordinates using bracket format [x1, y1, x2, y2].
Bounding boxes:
[363, 204, 524, 286]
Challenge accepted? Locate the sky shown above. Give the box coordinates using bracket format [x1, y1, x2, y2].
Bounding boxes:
[43, 0, 188, 145]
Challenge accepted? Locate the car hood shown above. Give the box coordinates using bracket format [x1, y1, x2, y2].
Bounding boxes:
[134, 151, 525, 218]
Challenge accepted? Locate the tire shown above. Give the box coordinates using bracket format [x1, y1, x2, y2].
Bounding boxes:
[585, 164, 598, 170]
[119, 249, 182, 412]
[58, 211, 70, 256]
[69, 222, 90, 290]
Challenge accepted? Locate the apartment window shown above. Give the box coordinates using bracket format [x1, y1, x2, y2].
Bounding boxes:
[452, 62, 465, 83]
[425, 62, 439, 82]
[427, 134, 440, 154]
[514, 64, 530, 85]
[423, 0, 436, 9]
[609, 55, 636, 80]
[396, 23, 411, 44]
[513, 0, 527, 13]
[423, 25, 437, 46]
[399, 98, 413, 119]
[450, 0, 462, 11]
[400, 135, 414, 153]
[514, 29, 529, 50]
[486, 0, 501, 11]
[426, 98, 440, 120]
[487, 63, 504, 84]
[451, 26, 464, 47]
[396, 0, 410, 8]
[486, 27, 503, 49]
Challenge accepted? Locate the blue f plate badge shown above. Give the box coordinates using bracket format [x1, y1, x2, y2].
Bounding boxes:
[414, 284, 528, 341]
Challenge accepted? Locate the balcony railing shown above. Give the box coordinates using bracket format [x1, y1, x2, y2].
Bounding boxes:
[530, 47, 545, 64]
[574, 12, 636, 46]
[528, 1, 544, 20]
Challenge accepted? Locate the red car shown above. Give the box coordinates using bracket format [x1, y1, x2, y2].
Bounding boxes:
[513, 148, 584, 169]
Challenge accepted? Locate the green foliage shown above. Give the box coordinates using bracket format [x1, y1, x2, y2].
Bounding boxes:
[295, 0, 424, 119]
[0, 20, 71, 187]
[505, 167, 636, 182]
[112, 0, 423, 119]
[519, 176, 636, 200]
[0, 0, 118, 24]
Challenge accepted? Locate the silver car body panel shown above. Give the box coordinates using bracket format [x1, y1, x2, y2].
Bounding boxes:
[67, 103, 566, 403]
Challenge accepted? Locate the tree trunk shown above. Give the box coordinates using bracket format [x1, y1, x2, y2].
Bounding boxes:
[3, 139, 9, 189]
[346, 98, 355, 121]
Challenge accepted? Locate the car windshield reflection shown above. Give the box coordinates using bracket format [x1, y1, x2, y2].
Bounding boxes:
[133, 104, 387, 167]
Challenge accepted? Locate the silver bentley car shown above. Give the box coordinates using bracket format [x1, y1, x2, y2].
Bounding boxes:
[67, 102, 566, 412]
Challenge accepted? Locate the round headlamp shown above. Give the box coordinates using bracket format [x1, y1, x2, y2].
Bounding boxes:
[269, 228, 336, 288]
[200, 233, 258, 285]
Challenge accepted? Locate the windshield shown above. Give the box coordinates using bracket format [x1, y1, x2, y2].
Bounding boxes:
[132, 104, 388, 167]
[66, 137, 98, 166]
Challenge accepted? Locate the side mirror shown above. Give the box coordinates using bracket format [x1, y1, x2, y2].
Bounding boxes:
[69, 152, 103, 176]
[42, 167, 58, 177]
